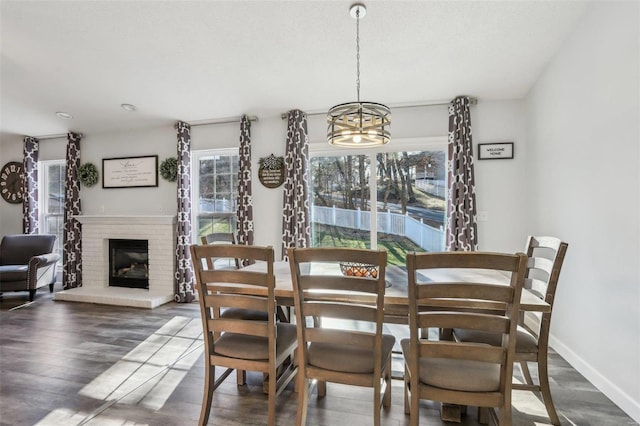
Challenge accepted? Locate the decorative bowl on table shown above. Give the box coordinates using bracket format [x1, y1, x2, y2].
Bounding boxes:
[339, 262, 379, 278]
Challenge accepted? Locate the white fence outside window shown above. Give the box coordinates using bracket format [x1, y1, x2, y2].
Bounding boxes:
[414, 178, 446, 198]
[312, 205, 445, 252]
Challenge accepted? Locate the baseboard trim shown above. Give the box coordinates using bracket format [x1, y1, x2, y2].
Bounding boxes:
[549, 333, 640, 424]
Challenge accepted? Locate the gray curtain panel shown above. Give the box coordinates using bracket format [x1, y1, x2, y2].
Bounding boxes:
[281, 109, 310, 260]
[174, 121, 195, 303]
[22, 136, 39, 234]
[236, 115, 254, 266]
[446, 96, 478, 251]
[63, 132, 82, 289]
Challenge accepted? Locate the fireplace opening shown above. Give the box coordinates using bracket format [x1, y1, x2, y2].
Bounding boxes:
[109, 239, 149, 289]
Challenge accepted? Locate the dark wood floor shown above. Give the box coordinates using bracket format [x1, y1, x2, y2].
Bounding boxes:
[1, 285, 636, 426]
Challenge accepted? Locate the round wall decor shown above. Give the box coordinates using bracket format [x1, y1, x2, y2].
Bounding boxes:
[258, 154, 285, 189]
[0, 161, 24, 204]
[160, 157, 178, 182]
[78, 162, 99, 187]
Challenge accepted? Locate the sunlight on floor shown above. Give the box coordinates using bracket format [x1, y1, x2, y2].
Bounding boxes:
[79, 316, 203, 410]
[33, 316, 203, 426]
[34, 407, 149, 426]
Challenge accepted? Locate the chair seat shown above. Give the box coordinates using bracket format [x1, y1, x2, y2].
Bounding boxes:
[401, 338, 500, 392]
[453, 325, 539, 353]
[308, 334, 395, 374]
[220, 308, 269, 321]
[0, 265, 28, 282]
[214, 323, 297, 360]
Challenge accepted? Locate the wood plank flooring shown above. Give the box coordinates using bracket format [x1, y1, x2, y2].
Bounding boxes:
[1, 285, 637, 426]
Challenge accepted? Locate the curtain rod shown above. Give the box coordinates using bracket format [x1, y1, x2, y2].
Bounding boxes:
[279, 98, 478, 120]
[33, 133, 83, 140]
[181, 115, 259, 128]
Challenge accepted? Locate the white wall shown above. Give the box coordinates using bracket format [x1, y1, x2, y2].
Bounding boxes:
[0, 135, 24, 235]
[1, 101, 528, 257]
[526, 2, 639, 421]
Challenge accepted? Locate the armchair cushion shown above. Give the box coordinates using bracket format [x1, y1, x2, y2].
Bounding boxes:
[0, 234, 60, 300]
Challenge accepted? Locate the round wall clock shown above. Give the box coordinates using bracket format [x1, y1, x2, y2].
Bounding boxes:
[0, 161, 24, 204]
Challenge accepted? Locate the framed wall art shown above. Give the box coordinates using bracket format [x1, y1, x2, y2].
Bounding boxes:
[478, 142, 514, 160]
[102, 155, 158, 188]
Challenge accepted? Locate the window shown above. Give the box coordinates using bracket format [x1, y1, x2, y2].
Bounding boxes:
[39, 160, 65, 267]
[191, 149, 239, 242]
[310, 138, 447, 266]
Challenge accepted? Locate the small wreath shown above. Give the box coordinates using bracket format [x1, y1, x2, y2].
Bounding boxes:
[78, 163, 99, 187]
[258, 154, 284, 170]
[160, 157, 178, 182]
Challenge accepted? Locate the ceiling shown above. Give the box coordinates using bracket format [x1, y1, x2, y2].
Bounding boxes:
[1, 1, 589, 140]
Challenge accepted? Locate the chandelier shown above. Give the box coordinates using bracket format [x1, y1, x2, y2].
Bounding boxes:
[327, 4, 391, 147]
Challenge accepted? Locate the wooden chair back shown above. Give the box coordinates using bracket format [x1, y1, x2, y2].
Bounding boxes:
[405, 251, 528, 425]
[199, 232, 240, 270]
[522, 236, 569, 336]
[288, 247, 392, 426]
[190, 243, 297, 426]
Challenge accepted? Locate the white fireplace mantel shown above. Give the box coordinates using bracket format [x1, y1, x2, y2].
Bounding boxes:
[54, 215, 177, 309]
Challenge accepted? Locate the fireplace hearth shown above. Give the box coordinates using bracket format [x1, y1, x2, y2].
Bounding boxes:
[109, 239, 149, 289]
[54, 215, 176, 308]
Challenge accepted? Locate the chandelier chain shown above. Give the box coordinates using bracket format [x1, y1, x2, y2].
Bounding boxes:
[356, 7, 360, 103]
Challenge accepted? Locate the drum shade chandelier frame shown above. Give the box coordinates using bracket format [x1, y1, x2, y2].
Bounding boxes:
[327, 3, 391, 147]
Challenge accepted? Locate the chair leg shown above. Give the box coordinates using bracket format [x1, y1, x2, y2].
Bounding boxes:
[519, 361, 534, 385]
[297, 377, 309, 426]
[237, 369, 246, 386]
[317, 380, 326, 398]
[199, 364, 214, 426]
[49, 283, 54, 292]
[374, 388, 381, 426]
[538, 357, 561, 425]
[498, 403, 512, 426]
[28, 289, 36, 302]
[267, 367, 277, 426]
[404, 364, 410, 415]
[410, 386, 419, 426]
[383, 359, 392, 408]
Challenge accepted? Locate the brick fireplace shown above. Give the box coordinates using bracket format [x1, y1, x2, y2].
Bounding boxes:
[54, 215, 176, 308]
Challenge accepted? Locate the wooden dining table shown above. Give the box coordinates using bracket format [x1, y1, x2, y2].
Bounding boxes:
[233, 260, 550, 320]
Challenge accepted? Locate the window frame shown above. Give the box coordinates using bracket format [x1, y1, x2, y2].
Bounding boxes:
[191, 147, 240, 244]
[309, 136, 447, 250]
[38, 159, 66, 269]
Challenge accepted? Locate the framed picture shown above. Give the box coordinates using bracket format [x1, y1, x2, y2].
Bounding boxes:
[102, 155, 158, 188]
[478, 142, 514, 160]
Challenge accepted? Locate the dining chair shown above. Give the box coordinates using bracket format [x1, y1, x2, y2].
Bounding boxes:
[288, 247, 394, 426]
[200, 232, 267, 321]
[453, 236, 568, 425]
[402, 251, 528, 426]
[200, 232, 241, 270]
[190, 244, 298, 426]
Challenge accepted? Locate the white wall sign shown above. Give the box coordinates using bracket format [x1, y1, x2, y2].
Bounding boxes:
[478, 142, 514, 160]
[103, 155, 158, 188]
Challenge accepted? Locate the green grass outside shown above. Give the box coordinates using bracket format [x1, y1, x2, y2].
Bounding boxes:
[312, 224, 422, 266]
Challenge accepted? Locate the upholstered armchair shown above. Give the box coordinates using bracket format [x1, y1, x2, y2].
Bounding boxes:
[0, 234, 60, 301]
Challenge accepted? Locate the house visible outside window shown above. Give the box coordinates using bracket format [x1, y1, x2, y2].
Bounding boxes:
[310, 138, 447, 267]
[191, 149, 239, 243]
[39, 160, 65, 268]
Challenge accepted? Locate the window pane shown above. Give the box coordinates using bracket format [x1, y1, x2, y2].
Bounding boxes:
[376, 150, 445, 264]
[47, 164, 65, 214]
[41, 161, 66, 270]
[311, 155, 370, 250]
[310, 149, 446, 266]
[214, 156, 231, 174]
[193, 152, 239, 242]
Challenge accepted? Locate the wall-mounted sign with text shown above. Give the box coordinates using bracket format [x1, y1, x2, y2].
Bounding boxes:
[258, 154, 285, 188]
[478, 142, 514, 160]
